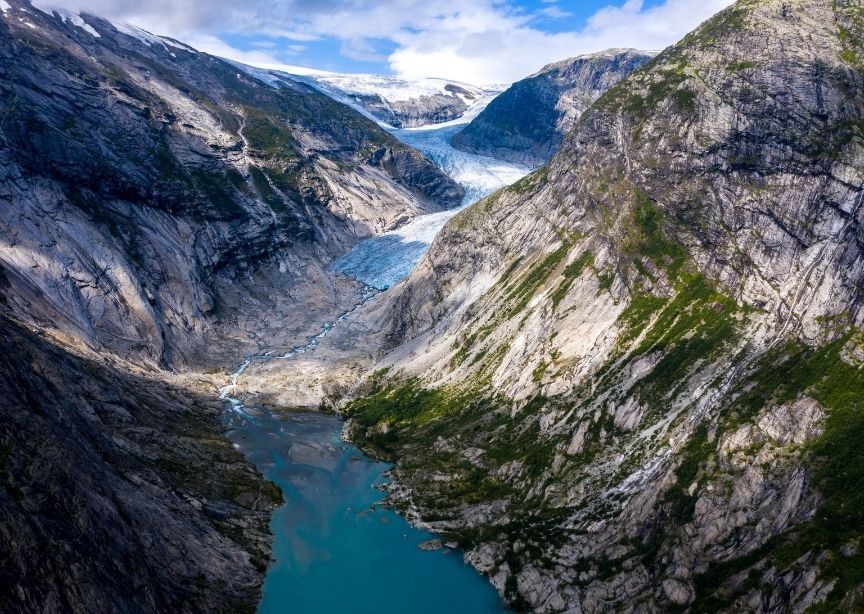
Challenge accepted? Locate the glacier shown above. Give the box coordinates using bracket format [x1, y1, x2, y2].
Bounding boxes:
[229, 59, 530, 289]
[331, 122, 530, 289]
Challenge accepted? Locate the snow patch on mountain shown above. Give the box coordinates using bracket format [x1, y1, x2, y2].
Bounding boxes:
[111, 21, 166, 46]
[233, 62, 504, 129]
[255, 63, 489, 103]
[30, 2, 99, 36]
[106, 20, 195, 53]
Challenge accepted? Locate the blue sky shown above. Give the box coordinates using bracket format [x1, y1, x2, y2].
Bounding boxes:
[217, 0, 673, 75]
[43, 0, 735, 83]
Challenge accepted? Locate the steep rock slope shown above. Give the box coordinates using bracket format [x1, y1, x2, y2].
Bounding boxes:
[0, 314, 279, 613]
[345, 1, 864, 611]
[0, 0, 462, 369]
[451, 49, 653, 168]
[0, 2, 462, 611]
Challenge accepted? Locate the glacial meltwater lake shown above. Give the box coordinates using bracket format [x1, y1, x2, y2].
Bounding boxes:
[225, 409, 507, 613]
[223, 116, 528, 612]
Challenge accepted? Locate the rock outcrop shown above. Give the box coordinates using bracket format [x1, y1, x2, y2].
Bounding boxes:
[0, 315, 279, 613]
[451, 49, 653, 168]
[343, 0, 864, 610]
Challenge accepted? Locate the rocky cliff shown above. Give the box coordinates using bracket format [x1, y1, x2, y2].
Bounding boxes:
[451, 49, 653, 168]
[0, 0, 462, 370]
[0, 1, 463, 611]
[344, 0, 864, 610]
[0, 314, 279, 612]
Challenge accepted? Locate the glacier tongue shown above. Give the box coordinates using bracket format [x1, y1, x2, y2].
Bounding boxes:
[331, 124, 530, 289]
[394, 125, 530, 205]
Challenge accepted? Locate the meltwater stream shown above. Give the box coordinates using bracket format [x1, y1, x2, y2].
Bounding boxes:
[222, 119, 528, 613]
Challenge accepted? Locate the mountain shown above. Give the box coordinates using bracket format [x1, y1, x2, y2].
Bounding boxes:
[244, 64, 501, 129]
[0, 1, 462, 369]
[451, 49, 654, 168]
[0, 1, 462, 610]
[0, 317, 280, 612]
[341, 0, 864, 610]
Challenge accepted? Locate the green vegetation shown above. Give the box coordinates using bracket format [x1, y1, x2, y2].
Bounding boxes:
[663, 426, 711, 524]
[617, 294, 669, 346]
[249, 165, 281, 209]
[582, 191, 742, 444]
[625, 272, 738, 411]
[672, 88, 697, 111]
[726, 59, 755, 71]
[451, 243, 574, 368]
[509, 167, 549, 195]
[485, 396, 559, 478]
[678, 1, 750, 50]
[242, 108, 300, 159]
[596, 57, 696, 125]
[343, 379, 519, 509]
[187, 168, 248, 219]
[836, 3, 864, 68]
[345, 380, 477, 456]
[502, 242, 572, 319]
[690, 332, 864, 611]
[532, 360, 549, 383]
[807, 117, 864, 162]
[333, 388, 545, 518]
[626, 195, 688, 279]
[550, 250, 595, 310]
[248, 164, 302, 213]
[449, 188, 504, 231]
[610, 191, 740, 386]
[592, 1, 754, 126]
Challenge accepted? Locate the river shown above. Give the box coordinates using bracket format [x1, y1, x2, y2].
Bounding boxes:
[222, 114, 529, 612]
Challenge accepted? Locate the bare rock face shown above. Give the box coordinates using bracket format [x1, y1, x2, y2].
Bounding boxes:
[351, 90, 476, 129]
[0, 0, 462, 370]
[451, 49, 654, 168]
[0, 315, 281, 613]
[342, 0, 864, 610]
[0, 1, 464, 611]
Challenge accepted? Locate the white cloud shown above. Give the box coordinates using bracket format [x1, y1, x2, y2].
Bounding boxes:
[34, 0, 735, 84]
[181, 34, 282, 65]
[539, 6, 573, 20]
[387, 0, 735, 83]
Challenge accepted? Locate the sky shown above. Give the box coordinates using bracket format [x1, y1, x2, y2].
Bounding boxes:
[37, 0, 736, 84]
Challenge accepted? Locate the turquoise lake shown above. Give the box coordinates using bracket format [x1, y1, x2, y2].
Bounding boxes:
[224, 407, 508, 614]
[220, 109, 522, 613]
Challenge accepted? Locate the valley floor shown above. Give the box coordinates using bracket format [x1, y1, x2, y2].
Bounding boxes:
[220, 120, 528, 610]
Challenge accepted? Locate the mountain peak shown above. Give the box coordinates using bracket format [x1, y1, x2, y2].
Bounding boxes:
[452, 47, 654, 167]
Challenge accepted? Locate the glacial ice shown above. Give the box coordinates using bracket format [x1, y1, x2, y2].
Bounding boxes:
[331, 123, 530, 289]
